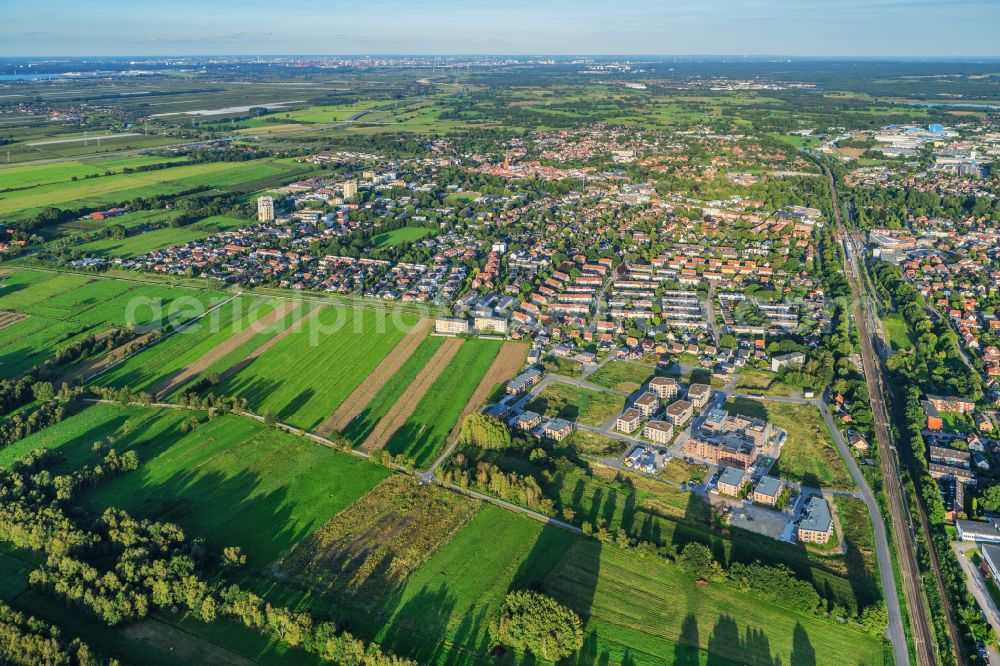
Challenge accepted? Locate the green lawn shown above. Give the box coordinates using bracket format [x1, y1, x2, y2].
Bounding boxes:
[588, 361, 653, 393]
[527, 381, 625, 427]
[385, 338, 502, 467]
[218, 305, 418, 430]
[726, 398, 855, 490]
[544, 540, 883, 666]
[371, 226, 434, 248]
[342, 334, 445, 445]
[881, 314, 913, 352]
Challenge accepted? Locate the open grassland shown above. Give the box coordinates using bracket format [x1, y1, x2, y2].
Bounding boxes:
[0, 158, 305, 217]
[544, 540, 883, 666]
[588, 360, 654, 393]
[527, 380, 626, 427]
[0, 155, 188, 191]
[74, 215, 248, 258]
[342, 334, 445, 445]
[735, 368, 796, 396]
[371, 226, 434, 247]
[217, 305, 418, 430]
[278, 475, 478, 605]
[3, 403, 390, 569]
[881, 313, 914, 352]
[384, 338, 502, 467]
[725, 397, 855, 490]
[0, 270, 217, 378]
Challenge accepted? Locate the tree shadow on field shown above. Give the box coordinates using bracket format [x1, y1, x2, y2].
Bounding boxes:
[278, 387, 314, 423]
[706, 614, 781, 666]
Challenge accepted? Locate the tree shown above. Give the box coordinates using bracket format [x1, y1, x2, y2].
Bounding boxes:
[678, 542, 714, 579]
[491, 590, 583, 660]
[223, 546, 247, 570]
[459, 413, 512, 449]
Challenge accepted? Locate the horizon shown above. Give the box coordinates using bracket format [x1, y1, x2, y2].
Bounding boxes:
[4, 0, 1000, 58]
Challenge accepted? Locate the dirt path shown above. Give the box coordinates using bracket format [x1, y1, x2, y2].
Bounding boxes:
[444, 341, 528, 443]
[218, 304, 323, 382]
[360, 337, 463, 453]
[317, 318, 431, 436]
[151, 301, 295, 397]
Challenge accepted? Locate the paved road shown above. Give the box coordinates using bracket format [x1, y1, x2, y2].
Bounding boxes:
[953, 542, 1000, 664]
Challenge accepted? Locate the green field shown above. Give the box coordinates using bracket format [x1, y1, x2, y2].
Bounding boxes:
[342, 334, 445, 445]
[371, 226, 434, 247]
[0, 158, 307, 217]
[588, 361, 654, 393]
[75, 215, 248, 258]
[2, 403, 390, 568]
[881, 313, 913, 352]
[544, 540, 882, 666]
[726, 398, 855, 490]
[0, 270, 218, 378]
[218, 305, 418, 430]
[0, 155, 188, 191]
[385, 338, 502, 467]
[527, 381, 626, 427]
[94, 294, 268, 392]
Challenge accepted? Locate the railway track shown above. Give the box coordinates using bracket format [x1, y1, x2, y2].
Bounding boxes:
[825, 167, 945, 666]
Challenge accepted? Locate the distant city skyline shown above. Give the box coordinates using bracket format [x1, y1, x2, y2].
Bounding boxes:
[3, 0, 999, 58]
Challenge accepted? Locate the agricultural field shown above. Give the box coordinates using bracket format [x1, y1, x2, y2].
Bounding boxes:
[0, 158, 312, 218]
[544, 540, 883, 666]
[0, 155, 188, 191]
[527, 381, 626, 427]
[278, 475, 478, 603]
[725, 398, 855, 490]
[0, 269, 218, 378]
[341, 334, 445, 445]
[73, 215, 248, 258]
[216, 305, 419, 430]
[588, 360, 654, 393]
[383, 337, 502, 467]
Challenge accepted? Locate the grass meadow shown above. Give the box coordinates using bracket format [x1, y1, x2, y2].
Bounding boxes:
[217, 305, 418, 430]
[588, 361, 654, 393]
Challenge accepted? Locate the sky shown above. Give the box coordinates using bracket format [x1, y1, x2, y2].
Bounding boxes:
[2, 0, 999, 58]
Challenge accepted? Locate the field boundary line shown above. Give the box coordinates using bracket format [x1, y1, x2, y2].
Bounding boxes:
[317, 317, 432, 436]
[150, 300, 295, 398]
[83, 292, 241, 384]
[359, 337, 463, 453]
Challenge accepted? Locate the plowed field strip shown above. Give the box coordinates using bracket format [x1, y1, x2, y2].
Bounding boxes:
[317, 318, 431, 436]
[360, 337, 463, 452]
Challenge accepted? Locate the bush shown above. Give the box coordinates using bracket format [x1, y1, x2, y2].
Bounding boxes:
[491, 590, 583, 660]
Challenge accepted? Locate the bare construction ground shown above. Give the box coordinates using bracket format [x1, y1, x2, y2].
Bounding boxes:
[317, 317, 431, 436]
[151, 301, 295, 397]
[217, 304, 323, 382]
[445, 341, 528, 443]
[360, 337, 463, 452]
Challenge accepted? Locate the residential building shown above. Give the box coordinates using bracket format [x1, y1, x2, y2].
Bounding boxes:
[643, 420, 673, 445]
[342, 181, 358, 199]
[981, 543, 1000, 581]
[717, 466, 746, 497]
[543, 418, 573, 441]
[617, 408, 641, 433]
[753, 475, 784, 506]
[665, 399, 693, 426]
[770, 351, 805, 373]
[474, 316, 508, 334]
[257, 196, 275, 222]
[687, 383, 711, 410]
[513, 411, 542, 432]
[927, 394, 976, 414]
[928, 446, 971, 468]
[634, 391, 659, 419]
[797, 496, 833, 544]
[506, 369, 541, 396]
[649, 376, 679, 400]
[435, 317, 470, 335]
[685, 436, 755, 469]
